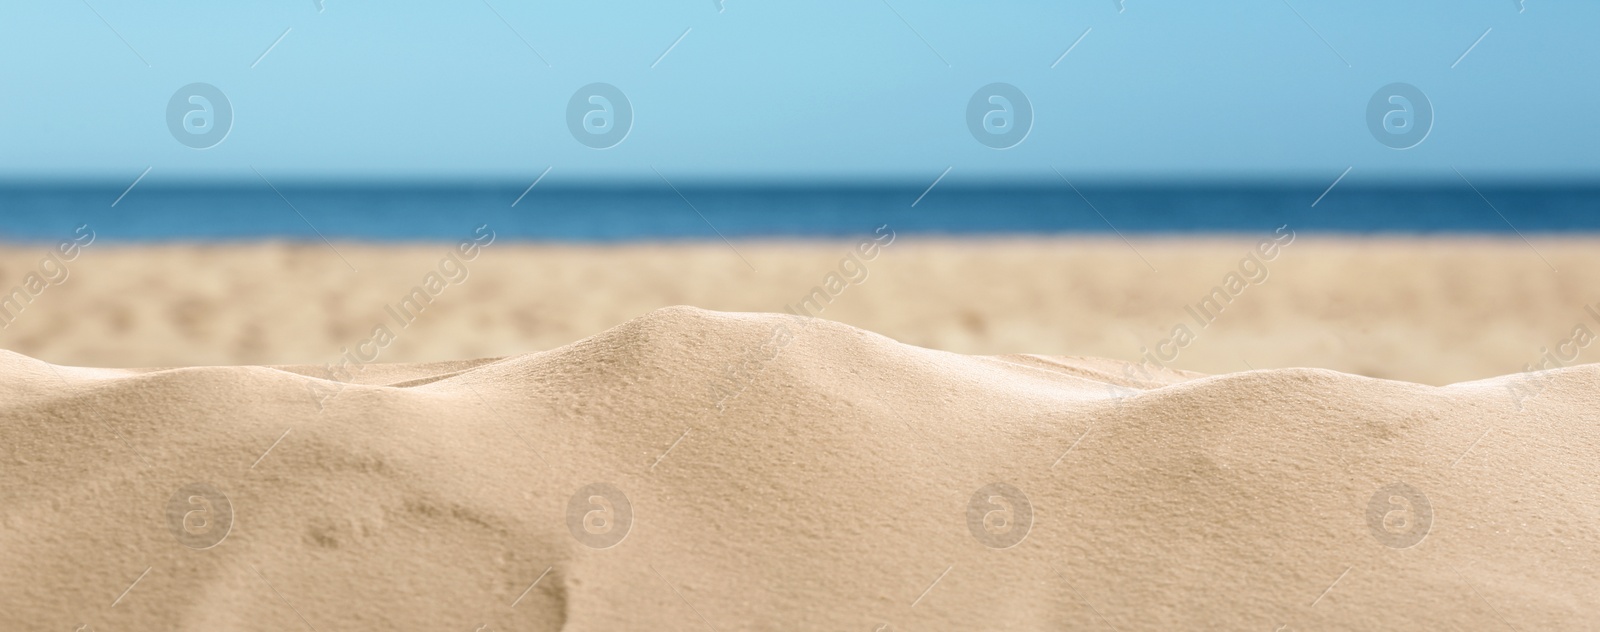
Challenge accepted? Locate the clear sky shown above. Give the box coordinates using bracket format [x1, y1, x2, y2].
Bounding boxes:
[1, 0, 1593, 183]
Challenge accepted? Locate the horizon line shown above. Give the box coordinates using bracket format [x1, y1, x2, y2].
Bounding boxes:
[6, 174, 1600, 189]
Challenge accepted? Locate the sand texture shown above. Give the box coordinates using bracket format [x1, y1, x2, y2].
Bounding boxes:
[3, 307, 1596, 630]
[2, 237, 1599, 385]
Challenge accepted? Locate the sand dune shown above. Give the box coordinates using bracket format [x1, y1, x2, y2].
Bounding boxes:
[2, 307, 1596, 630]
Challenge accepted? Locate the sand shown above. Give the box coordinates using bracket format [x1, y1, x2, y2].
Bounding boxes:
[2, 306, 1597, 630]
[3, 237, 1600, 386]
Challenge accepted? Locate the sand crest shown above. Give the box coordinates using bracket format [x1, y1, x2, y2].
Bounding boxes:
[2, 307, 1595, 630]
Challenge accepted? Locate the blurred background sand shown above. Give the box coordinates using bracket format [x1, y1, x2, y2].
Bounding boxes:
[2, 236, 1593, 385]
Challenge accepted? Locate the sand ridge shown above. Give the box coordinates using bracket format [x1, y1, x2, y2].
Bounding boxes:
[2, 307, 1596, 630]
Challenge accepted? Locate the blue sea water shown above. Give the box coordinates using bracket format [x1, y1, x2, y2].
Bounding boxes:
[1, 182, 1597, 242]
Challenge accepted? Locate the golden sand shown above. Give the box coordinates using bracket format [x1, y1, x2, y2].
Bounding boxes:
[2, 307, 1595, 630]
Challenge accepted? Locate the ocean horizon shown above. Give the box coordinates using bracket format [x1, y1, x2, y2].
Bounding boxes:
[3, 181, 1597, 241]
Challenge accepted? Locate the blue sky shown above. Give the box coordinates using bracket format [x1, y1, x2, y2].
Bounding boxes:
[0, 0, 1593, 183]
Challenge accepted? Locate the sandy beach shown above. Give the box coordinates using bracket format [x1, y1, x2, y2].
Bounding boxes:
[4, 236, 1599, 630]
[2, 305, 1596, 630]
[3, 238, 1599, 629]
[3, 236, 1598, 385]
[10, 0, 1599, 627]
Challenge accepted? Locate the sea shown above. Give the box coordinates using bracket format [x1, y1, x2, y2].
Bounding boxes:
[1, 182, 1597, 241]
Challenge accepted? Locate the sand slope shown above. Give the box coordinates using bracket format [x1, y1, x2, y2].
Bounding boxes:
[2, 307, 1596, 630]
